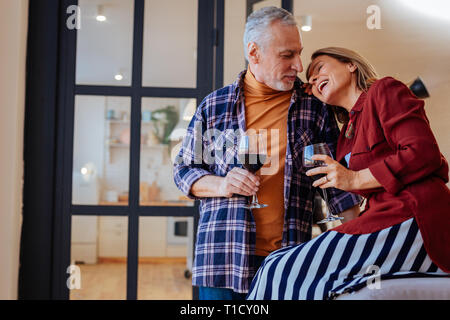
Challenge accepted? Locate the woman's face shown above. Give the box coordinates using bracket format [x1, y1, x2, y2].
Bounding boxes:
[308, 55, 355, 106]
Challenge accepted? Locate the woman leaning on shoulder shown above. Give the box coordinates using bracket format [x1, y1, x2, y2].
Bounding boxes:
[246, 47, 450, 300]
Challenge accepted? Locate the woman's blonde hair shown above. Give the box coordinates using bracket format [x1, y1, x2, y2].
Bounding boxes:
[306, 47, 379, 123]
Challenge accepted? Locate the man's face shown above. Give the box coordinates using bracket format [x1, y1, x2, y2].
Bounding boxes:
[253, 21, 304, 91]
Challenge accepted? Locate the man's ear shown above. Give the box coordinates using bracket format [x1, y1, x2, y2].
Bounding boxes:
[247, 42, 260, 64]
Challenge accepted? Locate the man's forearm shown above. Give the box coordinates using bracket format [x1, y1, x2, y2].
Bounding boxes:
[190, 175, 226, 198]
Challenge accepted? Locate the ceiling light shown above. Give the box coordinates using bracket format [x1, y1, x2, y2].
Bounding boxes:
[301, 25, 312, 32]
[300, 15, 312, 32]
[398, 0, 450, 21]
[96, 5, 107, 22]
[96, 15, 106, 22]
[114, 74, 123, 81]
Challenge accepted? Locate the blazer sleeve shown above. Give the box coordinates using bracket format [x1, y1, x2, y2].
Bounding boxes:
[368, 77, 444, 195]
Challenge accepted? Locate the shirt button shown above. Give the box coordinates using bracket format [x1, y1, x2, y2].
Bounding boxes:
[366, 146, 370, 151]
[350, 111, 355, 115]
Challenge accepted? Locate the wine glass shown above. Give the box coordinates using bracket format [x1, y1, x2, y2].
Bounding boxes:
[303, 143, 344, 224]
[238, 133, 268, 209]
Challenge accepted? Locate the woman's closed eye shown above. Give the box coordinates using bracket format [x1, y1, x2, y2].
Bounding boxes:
[314, 64, 323, 76]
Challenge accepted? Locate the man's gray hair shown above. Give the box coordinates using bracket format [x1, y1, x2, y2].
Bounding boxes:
[243, 6, 297, 61]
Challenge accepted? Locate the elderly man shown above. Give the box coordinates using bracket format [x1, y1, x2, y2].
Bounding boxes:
[173, 6, 361, 300]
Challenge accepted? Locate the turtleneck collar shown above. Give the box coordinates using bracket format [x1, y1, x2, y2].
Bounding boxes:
[244, 67, 281, 96]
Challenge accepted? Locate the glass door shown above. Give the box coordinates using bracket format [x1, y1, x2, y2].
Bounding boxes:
[58, 0, 216, 300]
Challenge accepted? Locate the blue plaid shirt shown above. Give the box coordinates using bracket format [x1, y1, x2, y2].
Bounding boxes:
[173, 71, 361, 293]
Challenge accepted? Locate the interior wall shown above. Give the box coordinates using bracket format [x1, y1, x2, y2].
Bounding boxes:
[0, 0, 29, 300]
[425, 81, 450, 187]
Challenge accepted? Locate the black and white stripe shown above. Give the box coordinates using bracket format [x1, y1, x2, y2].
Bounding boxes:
[247, 218, 448, 300]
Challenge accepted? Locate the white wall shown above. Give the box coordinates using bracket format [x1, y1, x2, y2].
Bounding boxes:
[425, 81, 450, 188]
[224, 0, 246, 85]
[0, 0, 28, 300]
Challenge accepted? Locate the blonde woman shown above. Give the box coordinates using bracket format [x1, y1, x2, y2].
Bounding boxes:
[247, 47, 450, 300]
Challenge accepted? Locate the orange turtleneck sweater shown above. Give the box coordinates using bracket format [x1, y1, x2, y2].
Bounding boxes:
[244, 68, 292, 256]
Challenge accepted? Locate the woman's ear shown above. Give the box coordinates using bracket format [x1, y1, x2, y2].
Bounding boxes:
[347, 63, 357, 73]
[247, 42, 260, 64]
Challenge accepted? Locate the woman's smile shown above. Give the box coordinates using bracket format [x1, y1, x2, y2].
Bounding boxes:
[317, 79, 329, 94]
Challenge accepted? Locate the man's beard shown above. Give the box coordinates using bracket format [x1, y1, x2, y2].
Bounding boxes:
[272, 80, 294, 92]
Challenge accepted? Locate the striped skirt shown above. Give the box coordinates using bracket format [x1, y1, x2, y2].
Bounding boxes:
[247, 218, 449, 300]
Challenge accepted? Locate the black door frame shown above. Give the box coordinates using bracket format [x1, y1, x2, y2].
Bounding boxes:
[19, 0, 292, 300]
[56, 0, 216, 300]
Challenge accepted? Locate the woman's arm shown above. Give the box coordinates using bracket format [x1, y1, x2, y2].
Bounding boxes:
[354, 168, 382, 190]
[367, 77, 444, 194]
[369, 78, 443, 194]
[307, 77, 445, 194]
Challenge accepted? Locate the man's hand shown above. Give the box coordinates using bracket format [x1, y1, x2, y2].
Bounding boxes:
[190, 167, 260, 198]
[219, 167, 260, 198]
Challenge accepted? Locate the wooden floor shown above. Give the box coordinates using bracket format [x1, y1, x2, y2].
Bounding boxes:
[70, 223, 336, 300]
[70, 260, 192, 300]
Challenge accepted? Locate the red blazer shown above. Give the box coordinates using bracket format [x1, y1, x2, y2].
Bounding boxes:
[333, 77, 450, 273]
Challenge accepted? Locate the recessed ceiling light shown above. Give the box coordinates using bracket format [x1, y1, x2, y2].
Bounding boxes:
[115, 74, 123, 81]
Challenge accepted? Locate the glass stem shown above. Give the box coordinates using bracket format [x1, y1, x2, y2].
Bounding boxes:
[322, 189, 331, 217]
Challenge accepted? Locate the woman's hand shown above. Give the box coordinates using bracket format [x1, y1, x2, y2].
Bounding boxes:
[305, 154, 358, 191]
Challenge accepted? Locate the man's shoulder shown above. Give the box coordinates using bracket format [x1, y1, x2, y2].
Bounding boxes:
[292, 80, 324, 104]
[293, 86, 327, 112]
[290, 85, 337, 128]
[209, 82, 238, 100]
[198, 82, 239, 114]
